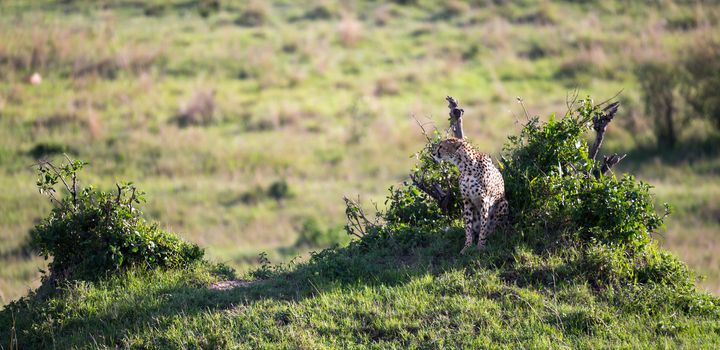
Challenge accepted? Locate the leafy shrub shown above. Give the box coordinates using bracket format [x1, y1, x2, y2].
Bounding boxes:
[246, 95, 705, 317]
[384, 184, 446, 227]
[197, 0, 220, 18]
[239, 185, 265, 205]
[267, 179, 291, 202]
[635, 61, 680, 148]
[28, 142, 76, 159]
[30, 158, 204, 282]
[235, 1, 268, 27]
[500, 98, 668, 248]
[435, 0, 470, 19]
[144, 3, 168, 16]
[680, 36, 720, 130]
[235, 180, 292, 205]
[299, 4, 339, 21]
[635, 35, 720, 147]
[384, 98, 667, 250]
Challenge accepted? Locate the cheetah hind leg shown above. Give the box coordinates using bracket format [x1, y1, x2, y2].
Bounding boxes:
[476, 199, 491, 250]
[460, 199, 476, 255]
[486, 198, 509, 237]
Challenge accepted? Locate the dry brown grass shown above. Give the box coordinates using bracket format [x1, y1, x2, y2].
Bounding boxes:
[662, 222, 720, 294]
[0, 19, 164, 81]
[176, 89, 217, 127]
[338, 14, 363, 47]
[85, 106, 103, 140]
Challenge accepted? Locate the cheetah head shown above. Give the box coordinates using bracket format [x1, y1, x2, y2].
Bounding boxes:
[431, 138, 464, 165]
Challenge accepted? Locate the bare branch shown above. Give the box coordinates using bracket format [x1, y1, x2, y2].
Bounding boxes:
[597, 89, 624, 107]
[343, 196, 377, 239]
[446, 96, 465, 139]
[410, 172, 455, 214]
[47, 191, 59, 205]
[63, 154, 78, 207]
[565, 88, 579, 116]
[589, 101, 620, 162]
[517, 96, 530, 121]
[116, 184, 122, 204]
[600, 153, 627, 175]
[43, 161, 73, 195]
[129, 186, 137, 212]
[412, 115, 435, 143]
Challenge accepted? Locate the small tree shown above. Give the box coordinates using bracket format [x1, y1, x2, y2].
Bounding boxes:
[681, 36, 720, 130]
[635, 61, 679, 148]
[31, 156, 204, 284]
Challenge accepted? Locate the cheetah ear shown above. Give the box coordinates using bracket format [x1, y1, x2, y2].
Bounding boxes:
[449, 140, 463, 152]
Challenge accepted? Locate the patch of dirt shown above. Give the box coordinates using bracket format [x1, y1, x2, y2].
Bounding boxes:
[209, 279, 257, 291]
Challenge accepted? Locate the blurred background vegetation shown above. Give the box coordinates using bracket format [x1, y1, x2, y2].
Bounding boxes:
[1, 0, 718, 305]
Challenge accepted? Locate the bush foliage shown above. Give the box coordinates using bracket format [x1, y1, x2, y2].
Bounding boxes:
[339, 97, 691, 294]
[30, 158, 204, 283]
[383, 98, 668, 250]
[500, 99, 669, 249]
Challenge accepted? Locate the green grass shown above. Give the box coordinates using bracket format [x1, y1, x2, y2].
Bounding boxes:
[1, 0, 719, 305]
[2, 227, 718, 348]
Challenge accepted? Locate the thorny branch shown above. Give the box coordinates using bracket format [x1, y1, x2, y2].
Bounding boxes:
[116, 184, 123, 204]
[343, 196, 377, 239]
[412, 115, 435, 143]
[600, 153, 627, 175]
[42, 161, 73, 199]
[63, 154, 78, 206]
[410, 171, 456, 214]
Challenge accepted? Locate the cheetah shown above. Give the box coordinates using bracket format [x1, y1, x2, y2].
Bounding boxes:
[432, 138, 509, 254]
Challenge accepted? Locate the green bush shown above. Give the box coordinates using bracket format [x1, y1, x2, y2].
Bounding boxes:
[353, 97, 681, 290]
[267, 179, 291, 201]
[500, 98, 668, 248]
[681, 36, 720, 130]
[635, 61, 680, 148]
[197, 0, 220, 18]
[634, 35, 720, 147]
[384, 184, 447, 227]
[30, 158, 204, 283]
[235, 2, 268, 27]
[385, 98, 667, 250]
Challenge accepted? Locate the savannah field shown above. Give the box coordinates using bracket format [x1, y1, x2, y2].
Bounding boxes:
[1, 0, 719, 309]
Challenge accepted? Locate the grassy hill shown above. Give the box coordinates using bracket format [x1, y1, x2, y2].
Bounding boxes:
[2, 227, 719, 348]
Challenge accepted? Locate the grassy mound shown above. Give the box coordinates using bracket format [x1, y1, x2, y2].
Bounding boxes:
[1, 228, 718, 348]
